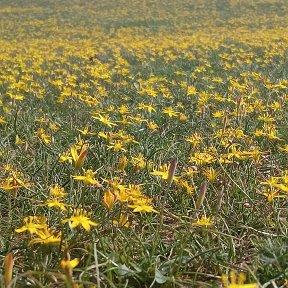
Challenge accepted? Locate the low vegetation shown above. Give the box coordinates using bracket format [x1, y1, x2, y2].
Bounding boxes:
[1, 0, 288, 287]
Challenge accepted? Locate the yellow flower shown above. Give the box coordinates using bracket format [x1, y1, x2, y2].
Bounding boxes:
[62, 209, 98, 231]
[278, 144, 288, 153]
[41, 199, 70, 211]
[131, 153, 146, 171]
[113, 214, 131, 228]
[137, 103, 156, 113]
[107, 140, 127, 152]
[151, 164, 178, 182]
[190, 152, 215, 166]
[179, 113, 188, 121]
[177, 179, 194, 194]
[0, 172, 27, 192]
[162, 106, 179, 117]
[15, 215, 47, 234]
[29, 229, 62, 246]
[59, 151, 73, 163]
[186, 132, 202, 148]
[203, 167, 219, 182]
[257, 113, 275, 122]
[222, 271, 258, 288]
[15, 134, 25, 145]
[72, 169, 101, 186]
[118, 105, 129, 114]
[0, 116, 7, 124]
[50, 184, 67, 198]
[187, 85, 197, 96]
[49, 122, 60, 132]
[76, 127, 95, 136]
[70, 143, 87, 169]
[212, 110, 225, 118]
[146, 121, 158, 130]
[16, 215, 62, 245]
[103, 190, 116, 211]
[118, 154, 128, 171]
[61, 258, 80, 270]
[192, 216, 212, 227]
[116, 115, 133, 126]
[128, 202, 159, 213]
[92, 113, 117, 127]
[262, 188, 286, 202]
[36, 128, 52, 144]
[127, 193, 159, 213]
[261, 175, 288, 192]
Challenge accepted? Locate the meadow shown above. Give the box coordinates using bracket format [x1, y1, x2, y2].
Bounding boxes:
[0, 0, 288, 287]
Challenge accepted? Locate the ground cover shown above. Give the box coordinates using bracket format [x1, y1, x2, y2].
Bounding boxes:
[1, 0, 288, 287]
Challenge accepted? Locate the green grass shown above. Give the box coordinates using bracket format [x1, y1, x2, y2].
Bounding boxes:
[0, 0, 288, 287]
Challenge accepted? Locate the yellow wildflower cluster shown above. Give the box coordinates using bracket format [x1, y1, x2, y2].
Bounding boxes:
[261, 172, 288, 202]
[1, 0, 288, 286]
[15, 216, 62, 246]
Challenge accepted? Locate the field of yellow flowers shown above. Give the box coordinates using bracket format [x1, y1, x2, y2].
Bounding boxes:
[1, 0, 288, 287]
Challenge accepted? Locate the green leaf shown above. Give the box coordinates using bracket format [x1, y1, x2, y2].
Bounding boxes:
[118, 264, 135, 277]
[155, 269, 169, 284]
